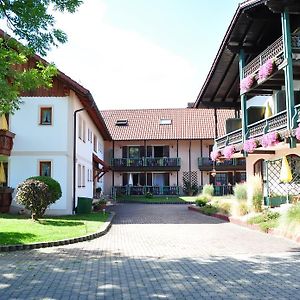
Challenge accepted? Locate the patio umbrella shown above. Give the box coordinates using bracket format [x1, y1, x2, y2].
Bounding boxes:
[128, 173, 133, 186]
[0, 115, 8, 131]
[0, 162, 6, 184]
[280, 156, 292, 183]
[264, 101, 272, 118]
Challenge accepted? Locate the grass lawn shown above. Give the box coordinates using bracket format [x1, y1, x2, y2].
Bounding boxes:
[0, 212, 108, 245]
[117, 195, 197, 203]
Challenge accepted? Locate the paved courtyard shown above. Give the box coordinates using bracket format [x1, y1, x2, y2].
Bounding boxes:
[0, 204, 300, 299]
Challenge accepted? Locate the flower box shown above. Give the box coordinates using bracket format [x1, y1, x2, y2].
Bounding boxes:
[265, 196, 288, 207]
[0, 130, 15, 156]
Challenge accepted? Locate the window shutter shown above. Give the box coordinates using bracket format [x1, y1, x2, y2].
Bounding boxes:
[122, 146, 128, 158]
[140, 173, 146, 186]
[164, 173, 170, 186]
[122, 173, 128, 186]
[140, 146, 145, 158]
[147, 146, 152, 157]
[163, 146, 169, 157]
[147, 173, 152, 186]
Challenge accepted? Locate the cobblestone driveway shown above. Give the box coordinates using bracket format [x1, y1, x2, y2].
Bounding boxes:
[1, 204, 300, 299]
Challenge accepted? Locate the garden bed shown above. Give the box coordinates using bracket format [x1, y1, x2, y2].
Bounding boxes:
[0, 212, 109, 246]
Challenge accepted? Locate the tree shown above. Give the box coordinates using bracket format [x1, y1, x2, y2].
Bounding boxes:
[0, 0, 83, 114]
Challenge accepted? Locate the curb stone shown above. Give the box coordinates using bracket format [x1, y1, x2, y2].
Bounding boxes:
[0, 212, 115, 252]
[117, 200, 195, 205]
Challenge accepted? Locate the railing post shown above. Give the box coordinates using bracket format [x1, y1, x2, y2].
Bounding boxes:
[239, 49, 248, 145]
[282, 9, 297, 148]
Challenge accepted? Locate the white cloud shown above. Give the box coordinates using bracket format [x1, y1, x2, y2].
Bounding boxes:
[46, 0, 198, 109]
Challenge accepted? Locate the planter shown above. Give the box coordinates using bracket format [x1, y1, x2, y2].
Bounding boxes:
[0, 130, 15, 156]
[0, 187, 14, 213]
[265, 196, 288, 207]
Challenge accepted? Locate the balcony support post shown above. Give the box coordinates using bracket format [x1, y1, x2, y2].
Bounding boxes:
[281, 9, 297, 148]
[239, 49, 248, 147]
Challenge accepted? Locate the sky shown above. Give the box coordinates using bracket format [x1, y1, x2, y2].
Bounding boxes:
[35, 1, 242, 110]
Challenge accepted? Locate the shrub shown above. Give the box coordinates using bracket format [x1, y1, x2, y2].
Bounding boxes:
[248, 210, 280, 232]
[145, 192, 153, 199]
[232, 201, 248, 217]
[29, 176, 62, 203]
[247, 175, 263, 212]
[279, 204, 300, 236]
[16, 179, 51, 219]
[195, 194, 210, 207]
[202, 184, 214, 198]
[183, 179, 198, 196]
[215, 201, 232, 215]
[201, 204, 218, 215]
[233, 183, 247, 202]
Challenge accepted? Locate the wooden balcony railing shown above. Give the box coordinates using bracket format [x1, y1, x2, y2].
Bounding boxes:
[112, 185, 180, 196]
[110, 157, 181, 169]
[242, 34, 300, 80]
[248, 110, 288, 139]
[215, 128, 243, 149]
[198, 157, 246, 169]
[0, 130, 15, 156]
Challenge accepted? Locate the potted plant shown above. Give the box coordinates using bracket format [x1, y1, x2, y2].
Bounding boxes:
[265, 194, 288, 207]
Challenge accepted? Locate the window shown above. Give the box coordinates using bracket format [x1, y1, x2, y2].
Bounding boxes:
[82, 165, 85, 187]
[82, 120, 86, 142]
[40, 107, 52, 125]
[160, 119, 172, 125]
[39, 161, 51, 177]
[98, 142, 103, 153]
[77, 164, 81, 187]
[93, 135, 98, 152]
[129, 146, 140, 158]
[88, 129, 93, 142]
[78, 115, 82, 139]
[115, 119, 128, 126]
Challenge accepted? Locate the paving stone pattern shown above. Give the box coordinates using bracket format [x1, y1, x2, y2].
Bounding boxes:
[0, 204, 300, 299]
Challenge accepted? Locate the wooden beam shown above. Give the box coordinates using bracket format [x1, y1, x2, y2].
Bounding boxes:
[250, 150, 275, 155]
[196, 101, 240, 109]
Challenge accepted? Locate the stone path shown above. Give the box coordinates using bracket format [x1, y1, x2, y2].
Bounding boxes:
[0, 204, 300, 299]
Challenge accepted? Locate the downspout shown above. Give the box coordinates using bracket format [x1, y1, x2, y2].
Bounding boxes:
[188, 140, 192, 183]
[73, 108, 85, 214]
[176, 139, 179, 187]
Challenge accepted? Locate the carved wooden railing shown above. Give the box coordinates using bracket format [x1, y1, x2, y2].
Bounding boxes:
[111, 157, 181, 168]
[0, 130, 15, 156]
[112, 185, 180, 196]
[243, 36, 284, 79]
[198, 157, 246, 167]
[247, 110, 287, 139]
[215, 128, 243, 149]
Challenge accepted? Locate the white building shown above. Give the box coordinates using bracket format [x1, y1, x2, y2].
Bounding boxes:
[6, 66, 111, 215]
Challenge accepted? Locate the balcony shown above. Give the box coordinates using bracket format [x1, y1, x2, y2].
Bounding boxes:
[112, 185, 180, 196]
[215, 128, 243, 149]
[242, 34, 300, 82]
[110, 157, 181, 171]
[198, 157, 245, 171]
[0, 130, 15, 156]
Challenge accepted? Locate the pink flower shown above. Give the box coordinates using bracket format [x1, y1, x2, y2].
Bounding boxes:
[243, 139, 258, 153]
[240, 75, 255, 93]
[295, 126, 300, 141]
[261, 132, 280, 148]
[210, 150, 220, 161]
[223, 145, 235, 160]
[258, 59, 274, 81]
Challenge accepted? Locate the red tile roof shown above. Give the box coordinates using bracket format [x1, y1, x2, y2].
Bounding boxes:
[101, 108, 235, 141]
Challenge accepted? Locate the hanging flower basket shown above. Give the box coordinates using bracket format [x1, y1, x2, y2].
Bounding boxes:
[210, 150, 221, 161]
[295, 125, 300, 141]
[261, 132, 281, 148]
[240, 75, 255, 93]
[258, 59, 274, 81]
[223, 145, 235, 160]
[243, 138, 259, 153]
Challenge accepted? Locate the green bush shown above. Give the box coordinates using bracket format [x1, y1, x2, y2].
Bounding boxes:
[183, 179, 198, 196]
[145, 192, 153, 199]
[195, 194, 210, 207]
[252, 194, 263, 213]
[201, 204, 218, 215]
[248, 210, 280, 232]
[247, 175, 263, 212]
[215, 201, 232, 215]
[233, 183, 247, 202]
[16, 179, 52, 219]
[285, 203, 300, 224]
[202, 184, 214, 198]
[235, 201, 248, 216]
[29, 176, 62, 203]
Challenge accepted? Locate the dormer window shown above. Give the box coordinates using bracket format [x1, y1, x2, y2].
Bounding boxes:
[115, 119, 128, 126]
[160, 119, 172, 125]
